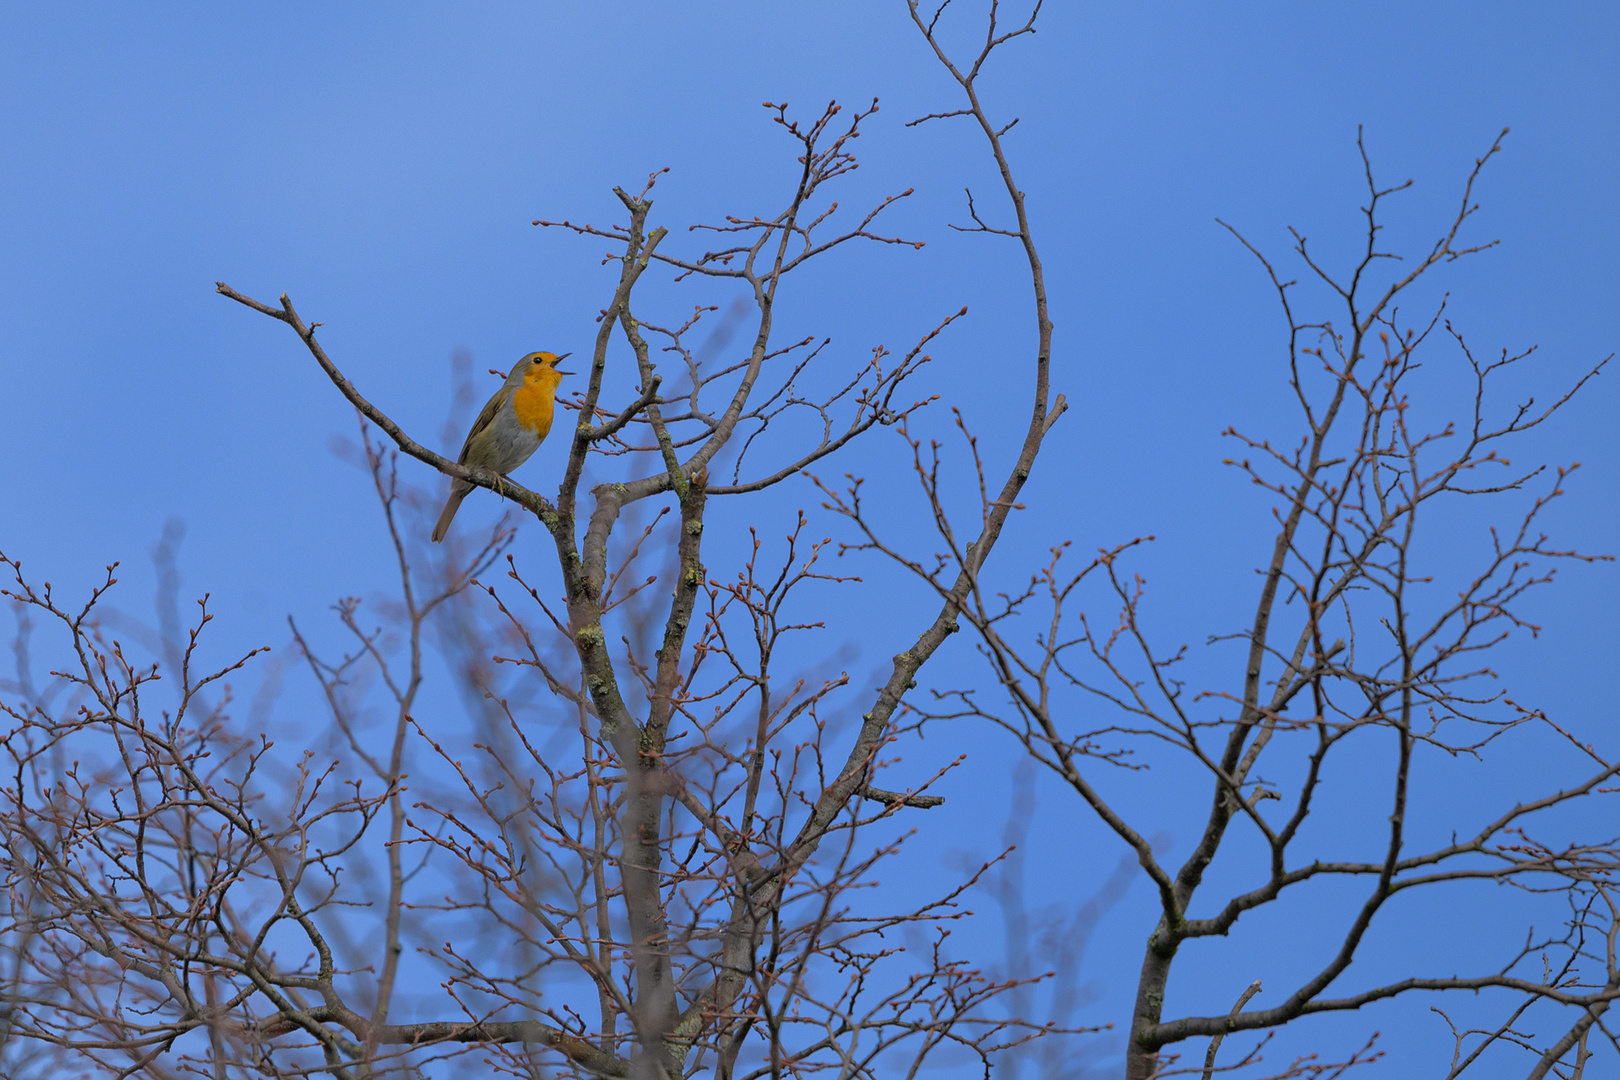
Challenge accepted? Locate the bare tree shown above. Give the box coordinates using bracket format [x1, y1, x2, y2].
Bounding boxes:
[842, 9, 1616, 1078]
[0, 9, 1069, 1072]
[2, 4, 1613, 1079]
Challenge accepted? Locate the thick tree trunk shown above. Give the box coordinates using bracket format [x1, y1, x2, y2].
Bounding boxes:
[1124, 921, 1177, 1080]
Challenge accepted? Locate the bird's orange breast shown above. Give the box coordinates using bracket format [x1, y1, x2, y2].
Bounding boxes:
[512, 379, 558, 438]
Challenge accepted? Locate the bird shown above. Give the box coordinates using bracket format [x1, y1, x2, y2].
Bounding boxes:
[431, 350, 573, 543]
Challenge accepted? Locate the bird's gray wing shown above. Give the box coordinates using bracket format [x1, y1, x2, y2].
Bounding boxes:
[459, 386, 510, 465]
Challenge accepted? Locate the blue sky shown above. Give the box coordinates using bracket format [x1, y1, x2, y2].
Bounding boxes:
[3, 3, 1617, 1075]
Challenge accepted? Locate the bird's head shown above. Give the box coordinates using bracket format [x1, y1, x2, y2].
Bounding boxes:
[514, 351, 574, 387]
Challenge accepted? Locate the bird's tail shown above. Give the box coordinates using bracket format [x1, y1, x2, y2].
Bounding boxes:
[431, 482, 472, 543]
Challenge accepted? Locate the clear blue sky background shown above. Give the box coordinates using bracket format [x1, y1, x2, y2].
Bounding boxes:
[3, 3, 1617, 1076]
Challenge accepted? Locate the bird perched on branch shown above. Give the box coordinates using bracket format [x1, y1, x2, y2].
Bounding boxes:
[431, 350, 573, 542]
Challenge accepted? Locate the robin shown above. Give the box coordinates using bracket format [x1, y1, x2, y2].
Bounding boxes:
[431, 351, 573, 542]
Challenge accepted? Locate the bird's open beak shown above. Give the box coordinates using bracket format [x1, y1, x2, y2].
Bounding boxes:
[554, 351, 575, 376]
